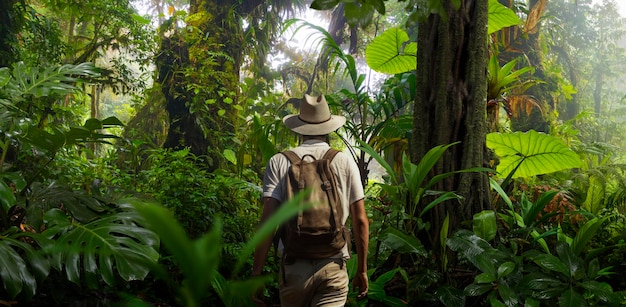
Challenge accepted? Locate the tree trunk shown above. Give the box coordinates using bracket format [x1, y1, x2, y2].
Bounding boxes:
[0, 0, 18, 67]
[412, 0, 490, 251]
[158, 0, 244, 170]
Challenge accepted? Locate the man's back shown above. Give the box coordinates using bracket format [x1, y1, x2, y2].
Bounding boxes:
[252, 94, 368, 307]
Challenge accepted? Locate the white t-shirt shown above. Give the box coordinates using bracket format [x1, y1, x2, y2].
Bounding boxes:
[262, 139, 365, 258]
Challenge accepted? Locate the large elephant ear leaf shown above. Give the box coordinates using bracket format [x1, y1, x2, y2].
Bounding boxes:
[486, 130, 582, 179]
[488, 0, 521, 34]
[43, 206, 160, 287]
[365, 28, 417, 74]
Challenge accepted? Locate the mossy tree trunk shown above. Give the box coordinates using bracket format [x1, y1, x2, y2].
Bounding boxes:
[411, 0, 490, 252]
[0, 0, 24, 67]
[159, 0, 245, 171]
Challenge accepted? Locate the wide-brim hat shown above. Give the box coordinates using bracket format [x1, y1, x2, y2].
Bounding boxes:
[283, 94, 346, 135]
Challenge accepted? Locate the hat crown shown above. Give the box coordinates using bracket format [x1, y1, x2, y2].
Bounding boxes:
[299, 95, 332, 124]
[282, 94, 346, 135]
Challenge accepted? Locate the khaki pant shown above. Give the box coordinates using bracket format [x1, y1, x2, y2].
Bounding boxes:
[279, 258, 348, 307]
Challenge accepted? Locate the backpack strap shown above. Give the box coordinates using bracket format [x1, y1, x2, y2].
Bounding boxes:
[281, 150, 301, 164]
[319, 148, 342, 231]
[281, 148, 339, 164]
[322, 148, 340, 162]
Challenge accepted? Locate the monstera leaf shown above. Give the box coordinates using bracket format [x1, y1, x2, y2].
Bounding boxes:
[0, 233, 50, 299]
[2, 62, 99, 100]
[487, 130, 582, 179]
[42, 205, 160, 288]
[365, 28, 417, 74]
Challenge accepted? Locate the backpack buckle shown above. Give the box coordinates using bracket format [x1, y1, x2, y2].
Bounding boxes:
[322, 180, 332, 191]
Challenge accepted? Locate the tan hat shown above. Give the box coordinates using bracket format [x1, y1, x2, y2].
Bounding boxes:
[283, 94, 346, 135]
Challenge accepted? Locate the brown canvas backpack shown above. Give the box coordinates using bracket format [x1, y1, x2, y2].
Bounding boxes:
[278, 148, 349, 259]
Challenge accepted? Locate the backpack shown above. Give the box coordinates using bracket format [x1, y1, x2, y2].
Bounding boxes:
[277, 148, 349, 259]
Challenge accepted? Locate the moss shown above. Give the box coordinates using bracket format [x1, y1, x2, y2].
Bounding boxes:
[185, 11, 213, 28]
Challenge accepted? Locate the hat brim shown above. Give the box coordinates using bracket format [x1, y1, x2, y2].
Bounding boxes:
[283, 114, 346, 135]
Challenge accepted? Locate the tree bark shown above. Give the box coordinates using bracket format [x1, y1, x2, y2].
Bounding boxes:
[412, 0, 490, 250]
[159, 0, 246, 170]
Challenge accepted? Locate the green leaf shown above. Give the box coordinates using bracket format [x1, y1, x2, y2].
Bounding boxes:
[473, 210, 497, 241]
[370, 0, 386, 14]
[447, 230, 495, 263]
[0, 240, 35, 298]
[0, 234, 50, 299]
[83, 118, 104, 131]
[524, 298, 541, 307]
[587, 258, 600, 279]
[356, 139, 397, 184]
[367, 269, 401, 302]
[522, 190, 557, 226]
[570, 218, 603, 256]
[519, 272, 562, 291]
[233, 191, 313, 275]
[475, 253, 497, 279]
[189, 220, 223, 301]
[217, 275, 272, 306]
[223, 149, 237, 165]
[498, 284, 519, 306]
[434, 285, 465, 306]
[10, 62, 99, 99]
[464, 283, 492, 296]
[374, 268, 400, 285]
[440, 212, 450, 270]
[1, 172, 26, 192]
[497, 261, 516, 279]
[23, 126, 66, 153]
[583, 176, 604, 214]
[100, 116, 125, 128]
[310, 0, 339, 10]
[558, 288, 586, 307]
[555, 243, 583, 280]
[530, 229, 551, 254]
[0, 181, 16, 212]
[529, 254, 569, 276]
[344, 3, 361, 26]
[44, 205, 159, 287]
[379, 226, 426, 256]
[486, 130, 582, 179]
[490, 177, 514, 210]
[135, 200, 226, 305]
[489, 297, 506, 307]
[419, 191, 462, 217]
[406, 142, 459, 200]
[252, 114, 277, 164]
[579, 281, 620, 304]
[475, 272, 495, 284]
[366, 28, 417, 74]
[30, 182, 106, 224]
[488, 0, 521, 34]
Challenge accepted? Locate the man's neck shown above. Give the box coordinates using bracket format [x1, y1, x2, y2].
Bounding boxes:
[301, 135, 327, 142]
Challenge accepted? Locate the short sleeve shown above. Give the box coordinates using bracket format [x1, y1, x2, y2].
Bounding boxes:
[262, 154, 286, 202]
[345, 156, 364, 205]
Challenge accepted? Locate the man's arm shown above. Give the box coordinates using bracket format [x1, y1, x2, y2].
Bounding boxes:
[252, 197, 280, 276]
[350, 198, 369, 299]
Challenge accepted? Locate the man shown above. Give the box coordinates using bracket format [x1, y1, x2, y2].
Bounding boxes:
[252, 94, 369, 306]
